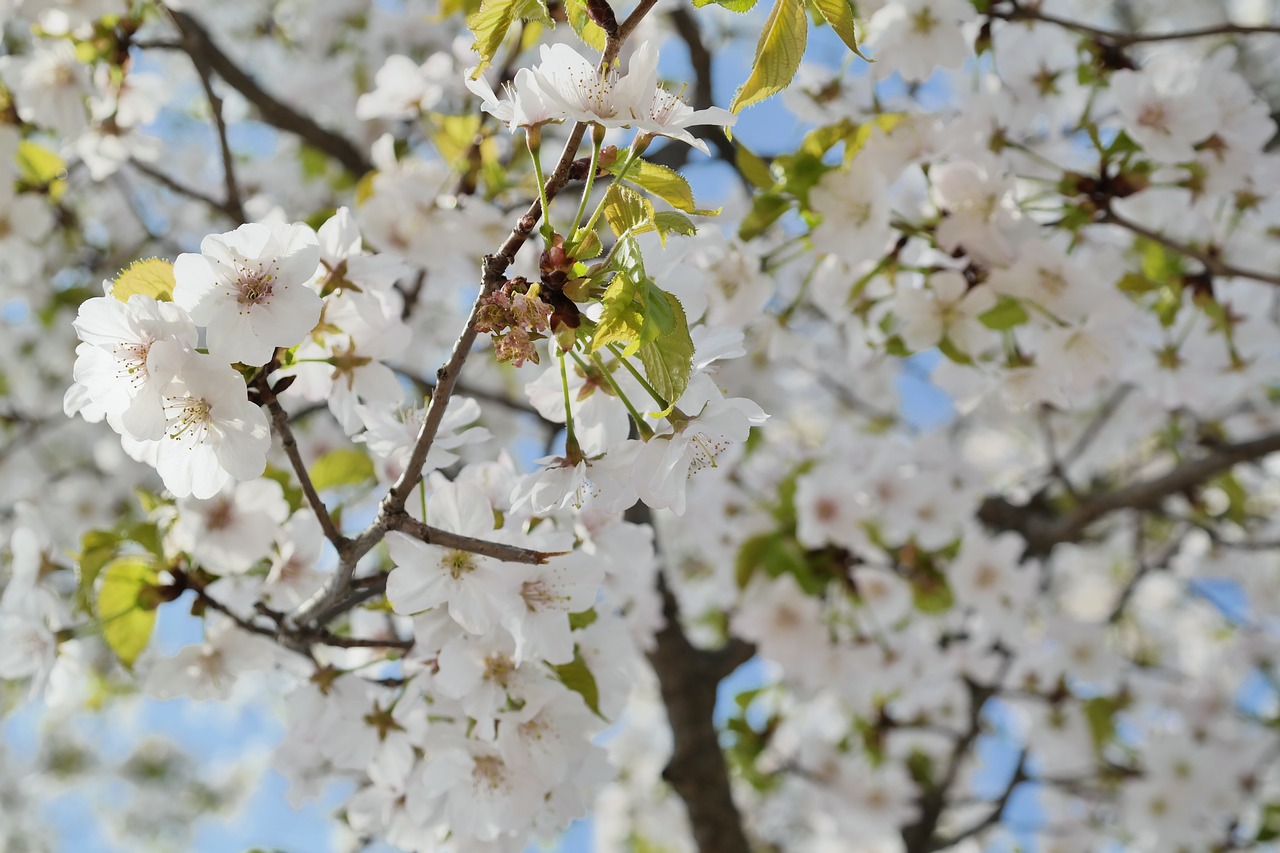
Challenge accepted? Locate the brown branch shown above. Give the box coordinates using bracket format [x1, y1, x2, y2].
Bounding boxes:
[632, 504, 754, 853]
[980, 429, 1280, 555]
[129, 158, 239, 221]
[165, 8, 372, 176]
[391, 514, 563, 564]
[253, 372, 348, 551]
[931, 749, 1029, 850]
[1098, 208, 1280, 287]
[182, 33, 246, 224]
[994, 1, 1280, 47]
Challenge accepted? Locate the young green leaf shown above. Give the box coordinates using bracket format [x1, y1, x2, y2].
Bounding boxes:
[96, 556, 160, 669]
[601, 184, 656, 237]
[310, 448, 376, 490]
[636, 290, 694, 406]
[809, 0, 870, 60]
[730, 0, 808, 113]
[550, 648, 604, 717]
[607, 158, 696, 212]
[468, 0, 552, 77]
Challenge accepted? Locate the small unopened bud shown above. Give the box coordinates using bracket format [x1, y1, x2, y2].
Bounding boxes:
[586, 0, 619, 37]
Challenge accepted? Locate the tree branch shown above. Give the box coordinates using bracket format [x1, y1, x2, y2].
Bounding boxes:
[129, 158, 239, 221]
[1098, 208, 1280, 287]
[165, 8, 372, 176]
[994, 1, 1280, 47]
[631, 504, 754, 853]
[253, 372, 347, 550]
[980, 429, 1280, 554]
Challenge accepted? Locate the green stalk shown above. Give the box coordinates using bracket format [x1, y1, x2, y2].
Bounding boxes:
[577, 349, 654, 440]
[527, 130, 554, 242]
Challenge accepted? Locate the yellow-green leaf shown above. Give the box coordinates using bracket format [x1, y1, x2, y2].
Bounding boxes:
[736, 143, 775, 189]
[16, 140, 67, 198]
[601, 184, 655, 238]
[592, 268, 646, 355]
[96, 556, 160, 669]
[310, 448, 375, 491]
[468, 0, 552, 77]
[430, 112, 483, 165]
[550, 648, 604, 718]
[76, 529, 119, 614]
[730, 0, 807, 113]
[113, 258, 176, 302]
[636, 291, 693, 407]
[809, 0, 870, 60]
[652, 210, 698, 246]
[693, 0, 759, 9]
[565, 0, 608, 52]
[607, 158, 696, 212]
[845, 113, 906, 163]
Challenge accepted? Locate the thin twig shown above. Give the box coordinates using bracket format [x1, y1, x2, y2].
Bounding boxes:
[1099, 208, 1280, 287]
[994, 2, 1280, 47]
[184, 41, 246, 223]
[129, 158, 238, 220]
[391, 514, 564, 564]
[254, 373, 347, 550]
[165, 8, 372, 176]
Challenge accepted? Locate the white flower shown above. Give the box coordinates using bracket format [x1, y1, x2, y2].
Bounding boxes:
[464, 67, 557, 131]
[71, 293, 198, 441]
[809, 158, 895, 267]
[0, 39, 89, 136]
[169, 478, 290, 575]
[500, 551, 603, 665]
[628, 43, 736, 154]
[633, 396, 767, 515]
[894, 272, 996, 355]
[173, 222, 322, 366]
[384, 482, 520, 633]
[143, 619, 273, 701]
[529, 42, 655, 129]
[356, 53, 454, 121]
[866, 0, 975, 83]
[148, 344, 271, 500]
[0, 180, 54, 286]
[1110, 54, 1218, 164]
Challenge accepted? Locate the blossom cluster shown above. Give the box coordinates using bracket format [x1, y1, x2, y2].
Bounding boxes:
[3, 1, 1280, 852]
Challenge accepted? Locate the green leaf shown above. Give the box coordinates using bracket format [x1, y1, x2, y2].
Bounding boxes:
[16, 139, 67, 199]
[112, 258, 176, 302]
[76, 530, 119, 614]
[96, 556, 160, 669]
[565, 0, 608, 51]
[568, 608, 598, 631]
[593, 268, 647, 355]
[978, 296, 1029, 331]
[310, 448, 375, 490]
[730, 0, 807, 113]
[467, 0, 552, 78]
[1082, 696, 1121, 752]
[550, 648, 604, 717]
[909, 566, 954, 613]
[738, 192, 790, 240]
[809, 0, 869, 59]
[607, 158, 696, 212]
[601, 183, 655, 238]
[637, 291, 693, 406]
[845, 113, 906, 163]
[693, 0, 759, 10]
[652, 210, 698, 245]
[736, 143, 775, 189]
